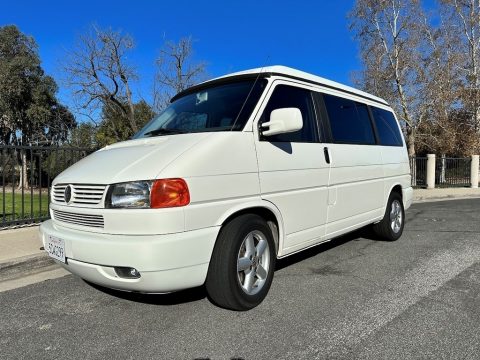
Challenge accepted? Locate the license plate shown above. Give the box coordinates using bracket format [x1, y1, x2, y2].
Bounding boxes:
[45, 235, 66, 263]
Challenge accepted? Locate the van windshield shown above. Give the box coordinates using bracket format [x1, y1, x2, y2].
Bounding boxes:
[133, 79, 267, 139]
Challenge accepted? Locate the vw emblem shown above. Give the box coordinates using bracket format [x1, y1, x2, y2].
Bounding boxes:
[64, 185, 72, 204]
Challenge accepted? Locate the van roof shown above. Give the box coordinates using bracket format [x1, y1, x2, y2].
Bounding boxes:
[171, 65, 389, 106]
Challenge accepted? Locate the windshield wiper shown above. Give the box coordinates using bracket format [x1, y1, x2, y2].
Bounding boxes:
[143, 128, 187, 137]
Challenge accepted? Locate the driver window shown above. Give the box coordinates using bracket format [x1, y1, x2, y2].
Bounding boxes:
[260, 85, 319, 143]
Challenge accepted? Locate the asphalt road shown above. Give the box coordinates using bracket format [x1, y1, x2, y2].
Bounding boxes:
[1, 199, 480, 360]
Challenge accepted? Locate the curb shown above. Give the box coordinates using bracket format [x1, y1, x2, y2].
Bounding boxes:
[0, 253, 55, 281]
[413, 195, 480, 204]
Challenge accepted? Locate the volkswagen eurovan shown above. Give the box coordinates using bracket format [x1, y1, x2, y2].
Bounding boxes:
[40, 66, 413, 310]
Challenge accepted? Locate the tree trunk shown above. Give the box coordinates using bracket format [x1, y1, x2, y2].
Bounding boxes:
[124, 83, 137, 133]
[17, 150, 29, 190]
[406, 126, 416, 186]
[406, 126, 416, 157]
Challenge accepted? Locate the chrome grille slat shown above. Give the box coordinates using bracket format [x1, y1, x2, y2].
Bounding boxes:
[52, 209, 104, 228]
[73, 199, 103, 201]
[55, 220, 103, 225]
[56, 218, 102, 222]
[55, 217, 103, 223]
[54, 219, 103, 226]
[73, 187, 105, 190]
[52, 183, 106, 207]
[73, 190, 104, 193]
[73, 197, 103, 200]
[74, 197, 103, 200]
[73, 194, 103, 198]
[53, 211, 104, 220]
[53, 211, 103, 219]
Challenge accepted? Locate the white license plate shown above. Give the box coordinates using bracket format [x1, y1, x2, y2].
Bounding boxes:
[45, 235, 66, 263]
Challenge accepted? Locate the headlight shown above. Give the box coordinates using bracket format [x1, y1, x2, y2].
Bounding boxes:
[107, 181, 152, 208]
[106, 179, 190, 209]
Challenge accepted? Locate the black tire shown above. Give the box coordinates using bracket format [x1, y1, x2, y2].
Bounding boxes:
[205, 214, 276, 311]
[373, 192, 405, 241]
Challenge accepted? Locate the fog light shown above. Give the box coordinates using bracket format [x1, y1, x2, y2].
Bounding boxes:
[114, 267, 141, 279]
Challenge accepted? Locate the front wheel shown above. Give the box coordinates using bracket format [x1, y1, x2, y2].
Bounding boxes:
[373, 192, 405, 241]
[205, 214, 276, 311]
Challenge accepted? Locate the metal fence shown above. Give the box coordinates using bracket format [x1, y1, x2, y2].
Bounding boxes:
[1, 145, 93, 229]
[410, 157, 428, 188]
[435, 157, 471, 188]
[410, 156, 473, 188]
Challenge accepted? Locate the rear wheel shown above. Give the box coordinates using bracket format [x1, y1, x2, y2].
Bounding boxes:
[373, 192, 405, 241]
[206, 214, 276, 311]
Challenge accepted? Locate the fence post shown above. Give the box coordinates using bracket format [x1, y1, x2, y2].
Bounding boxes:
[471, 155, 479, 189]
[427, 154, 436, 189]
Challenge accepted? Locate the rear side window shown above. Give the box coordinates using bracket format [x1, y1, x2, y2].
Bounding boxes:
[260, 85, 318, 143]
[371, 107, 403, 146]
[323, 94, 375, 145]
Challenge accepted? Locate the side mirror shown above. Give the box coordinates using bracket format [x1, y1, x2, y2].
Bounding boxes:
[261, 107, 303, 137]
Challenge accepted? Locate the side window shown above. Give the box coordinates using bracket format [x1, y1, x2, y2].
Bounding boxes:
[371, 107, 403, 146]
[323, 94, 376, 145]
[260, 85, 318, 143]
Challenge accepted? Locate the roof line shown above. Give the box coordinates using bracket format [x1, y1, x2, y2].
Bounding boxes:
[267, 72, 389, 106]
[171, 71, 389, 107]
[170, 73, 266, 102]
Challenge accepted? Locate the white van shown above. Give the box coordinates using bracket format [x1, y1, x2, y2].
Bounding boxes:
[40, 66, 412, 310]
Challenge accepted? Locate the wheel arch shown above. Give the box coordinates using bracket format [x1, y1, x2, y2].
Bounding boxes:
[386, 183, 403, 207]
[390, 184, 403, 198]
[217, 201, 285, 257]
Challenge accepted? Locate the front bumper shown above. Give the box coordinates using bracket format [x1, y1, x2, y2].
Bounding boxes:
[39, 220, 220, 293]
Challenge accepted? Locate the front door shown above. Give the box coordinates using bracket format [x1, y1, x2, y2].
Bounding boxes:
[254, 81, 330, 255]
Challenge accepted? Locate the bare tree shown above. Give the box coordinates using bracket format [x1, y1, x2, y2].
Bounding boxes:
[154, 37, 206, 111]
[416, 9, 464, 155]
[64, 26, 140, 135]
[350, 0, 427, 156]
[440, 0, 480, 139]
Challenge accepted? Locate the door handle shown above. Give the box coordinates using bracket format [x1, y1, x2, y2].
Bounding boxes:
[324, 147, 330, 164]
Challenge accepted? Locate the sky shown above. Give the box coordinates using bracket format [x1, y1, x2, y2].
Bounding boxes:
[1, 0, 368, 118]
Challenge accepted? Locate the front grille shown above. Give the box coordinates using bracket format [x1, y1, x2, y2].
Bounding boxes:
[53, 184, 106, 206]
[52, 209, 104, 228]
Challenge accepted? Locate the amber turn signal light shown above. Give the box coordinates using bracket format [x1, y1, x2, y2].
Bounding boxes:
[150, 178, 190, 208]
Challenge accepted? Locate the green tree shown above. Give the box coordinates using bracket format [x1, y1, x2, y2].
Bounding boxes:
[0, 25, 75, 145]
[0, 25, 76, 189]
[96, 100, 155, 147]
[70, 122, 98, 148]
[42, 122, 98, 180]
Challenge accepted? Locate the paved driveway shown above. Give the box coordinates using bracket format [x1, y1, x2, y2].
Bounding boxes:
[1, 199, 479, 359]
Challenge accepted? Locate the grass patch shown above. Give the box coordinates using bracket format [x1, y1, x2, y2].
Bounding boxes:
[0, 192, 49, 223]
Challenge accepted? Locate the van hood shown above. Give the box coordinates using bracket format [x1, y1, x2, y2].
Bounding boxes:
[54, 133, 212, 185]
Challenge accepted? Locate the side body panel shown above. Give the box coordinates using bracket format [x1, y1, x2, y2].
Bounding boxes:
[324, 144, 384, 238]
[381, 146, 411, 209]
[245, 77, 412, 257]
